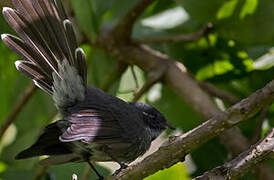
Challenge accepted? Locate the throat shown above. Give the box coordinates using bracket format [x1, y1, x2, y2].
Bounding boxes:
[146, 127, 162, 141]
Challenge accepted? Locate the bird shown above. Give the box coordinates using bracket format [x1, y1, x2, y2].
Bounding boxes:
[1, 0, 174, 179]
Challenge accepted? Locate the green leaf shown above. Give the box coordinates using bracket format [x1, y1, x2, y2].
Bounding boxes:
[217, 0, 239, 19]
[91, 0, 115, 19]
[0, 162, 7, 173]
[145, 162, 190, 180]
[71, 0, 98, 42]
[240, 0, 258, 19]
[84, 47, 116, 89]
[196, 60, 234, 81]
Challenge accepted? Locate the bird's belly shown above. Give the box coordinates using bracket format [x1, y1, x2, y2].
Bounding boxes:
[89, 149, 113, 162]
[70, 136, 151, 163]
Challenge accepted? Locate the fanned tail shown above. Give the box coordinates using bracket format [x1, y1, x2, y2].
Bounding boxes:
[1, 0, 87, 108]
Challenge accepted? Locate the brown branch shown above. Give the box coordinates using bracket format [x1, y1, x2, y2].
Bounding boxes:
[199, 82, 240, 105]
[197, 82, 257, 159]
[0, 84, 37, 139]
[134, 23, 213, 44]
[104, 79, 274, 180]
[101, 62, 128, 92]
[194, 128, 274, 180]
[112, 0, 155, 41]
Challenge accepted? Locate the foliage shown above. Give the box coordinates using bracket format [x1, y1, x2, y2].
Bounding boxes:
[0, 0, 274, 179]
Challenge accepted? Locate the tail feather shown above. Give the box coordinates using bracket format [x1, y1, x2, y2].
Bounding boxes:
[15, 60, 53, 94]
[1, 34, 52, 74]
[31, 0, 75, 66]
[39, 154, 82, 166]
[64, 19, 78, 66]
[53, 0, 67, 20]
[2, 6, 59, 75]
[2, 0, 87, 108]
[75, 48, 87, 85]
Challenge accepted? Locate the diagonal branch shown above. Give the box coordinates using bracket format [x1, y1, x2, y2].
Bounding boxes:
[0, 84, 37, 138]
[112, 0, 155, 41]
[194, 128, 274, 180]
[134, 23, 213, 44]
[105, 79, 274, 180]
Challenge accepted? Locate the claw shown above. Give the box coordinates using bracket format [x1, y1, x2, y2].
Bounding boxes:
[113, 163, 128, 176]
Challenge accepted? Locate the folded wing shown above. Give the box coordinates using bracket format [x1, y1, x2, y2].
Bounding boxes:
[60, 109, 126, 144]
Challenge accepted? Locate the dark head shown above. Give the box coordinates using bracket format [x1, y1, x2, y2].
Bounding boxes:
[130, 102, 175, 140]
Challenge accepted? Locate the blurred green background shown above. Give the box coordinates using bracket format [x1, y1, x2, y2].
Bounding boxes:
[0, 0, 274, 179]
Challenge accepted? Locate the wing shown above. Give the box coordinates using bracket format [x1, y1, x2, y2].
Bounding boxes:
[59, 109, 126, 144]
[16, 120, 72, 159]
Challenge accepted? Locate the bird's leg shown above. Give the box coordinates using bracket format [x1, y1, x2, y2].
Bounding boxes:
[107, 153, 128, 176]
[86, 159, 104, 180]
[103, 146, 128, 176]
[113, 162, 128, 176]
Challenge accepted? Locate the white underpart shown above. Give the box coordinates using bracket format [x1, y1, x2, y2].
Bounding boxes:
[52, 60, 85, 108]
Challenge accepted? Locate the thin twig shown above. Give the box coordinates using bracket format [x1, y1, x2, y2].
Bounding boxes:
[130, 66, 139, 94]
[0, 84, 37, 139]
[101, 62, 128, 92]
[134, 23, 213, 44]
[132, 68, 164, 102]
[34, 166, 48, 180]
[80, 165, 91, 180]
[132, 79, 156, 102]
[194, 128, 274, 180]
[250, 105, 270, 144]
[199, 82, 240, 105]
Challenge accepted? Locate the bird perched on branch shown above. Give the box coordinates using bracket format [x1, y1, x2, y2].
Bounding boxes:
[1, 0, 174, 179]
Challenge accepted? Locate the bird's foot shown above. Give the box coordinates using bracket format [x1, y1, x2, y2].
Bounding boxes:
[113, 163, 128, 176]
